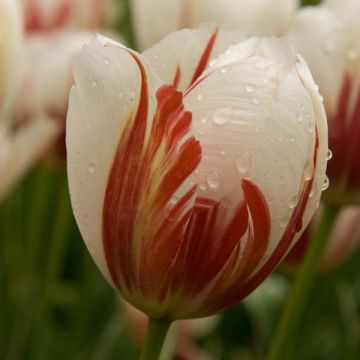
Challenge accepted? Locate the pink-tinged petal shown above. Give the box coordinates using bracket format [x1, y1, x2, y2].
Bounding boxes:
[0, 0, 22, 106]
[0, 117, 60, 200]
[143, 24, 246, 93]
[326, 74, 360, 199]
[289, 0, 360, 204]
[11, 31, 94, 124]
[24, 0, 74, 32]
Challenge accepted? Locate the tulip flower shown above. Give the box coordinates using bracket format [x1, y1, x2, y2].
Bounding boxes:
[66, 25, 327, 357]
[289, 0, 360, 205]
[285, 205, 360, 271]
[11, 31, 93, 126]
[131, 0, 298, 50]
[21, 0, 118, 33]
[0, 0, 59, 200]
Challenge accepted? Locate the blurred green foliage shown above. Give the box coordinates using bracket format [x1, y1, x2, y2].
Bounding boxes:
[302, 0, 322, 6]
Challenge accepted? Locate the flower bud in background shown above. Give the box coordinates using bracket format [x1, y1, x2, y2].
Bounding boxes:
[131, 0, 299, 50]
[284, 205, 360, 271]
[8, 31, 93, 159]
[0, 119, 60, 200]
[122, 301, 217, 360]
[0, 0, 59, 200]
[21, 0, 120, 33]
[67, 25, 328, 320]
[12, 31, 93, 124]
[289, 0, 360, 205]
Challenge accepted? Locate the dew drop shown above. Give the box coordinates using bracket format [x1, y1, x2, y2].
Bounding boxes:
[304, 164, 314, 181]
[201, 117, 208, 124]
[255, 58, 271, 70]
[92, 80, 97, 87]
[213, 106, 232, 125]
[197, 93, 205, 102]
[220, 149, 226, 156]
[199, 184, 207, 192]
[220, 66, 229, 74]
[326, 149, 333, 161]
[289, 194, 298, 209]
[322, 175, 330, 191]
[253, 98, 260, 105]
[207, 172, 220, 190]
[296, 110, 304, 123]
[104, 58, 110, 65]
[246, 85, 255, 93]
[88, 162, 96, 174]
[236, 152, 253, 175]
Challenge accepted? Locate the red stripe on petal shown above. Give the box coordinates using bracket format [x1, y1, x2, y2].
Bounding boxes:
[172, 66, 181, 89]
[189, 29, 219, 86]
[102, 52, 201, 305]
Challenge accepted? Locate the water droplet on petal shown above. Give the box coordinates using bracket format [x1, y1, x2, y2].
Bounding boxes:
[104, 58, 110, 65]
[199, 184, 207, 192]
[92, 81, 97, 87]
[213, 106, 232, 125]
[246, 85, 255, 93]
[201, 117, 208, 124]
[88, 162, 96, 174]
[220, 66, 229, 74]
[322, 176, 330, 191]
[197, 93, 205, 102]
[207, 172, 220, 190]
[304, 164, 314, 181]
[253, 98, 260, 105]
[289, 194, 298, 209]
[220, 150, 226, 156]
[236, 152, 253, 175]
[255, 58, 271, 70]
[326, 149, 333, 161]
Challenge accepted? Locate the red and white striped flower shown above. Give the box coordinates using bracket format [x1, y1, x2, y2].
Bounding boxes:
[11, 31, 93, 124]
[285, 205, 360, 271]
[131, 0, 298, 50]
[0, 0, 59, 200]
[289, 0, 360, 205]
[67, 25, 328, 319]
[21, 0, 118, 33]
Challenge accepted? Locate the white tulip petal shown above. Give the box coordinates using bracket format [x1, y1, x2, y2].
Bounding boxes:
[184, 37, 327, 277]
[143, 23, 246, 93]
[67, 35, 200, 294]
[0, 117, 60, 200]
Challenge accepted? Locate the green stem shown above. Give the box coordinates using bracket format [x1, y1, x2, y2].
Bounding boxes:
[268, 204, 340, 360]
[140, 318, 172, 360]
